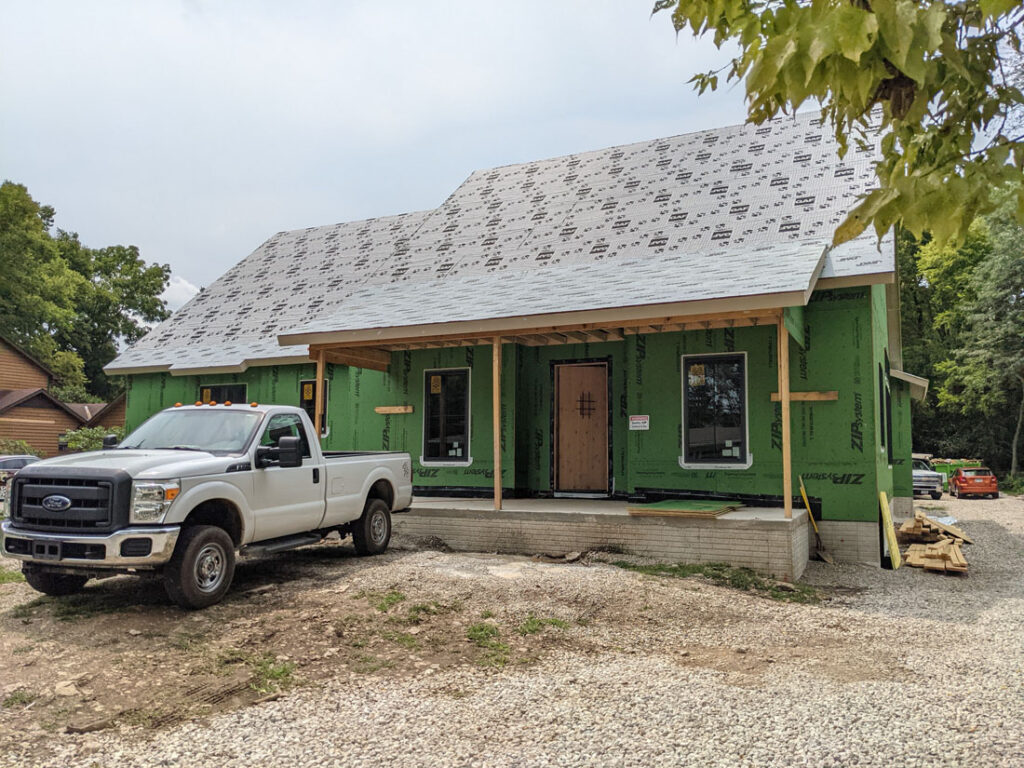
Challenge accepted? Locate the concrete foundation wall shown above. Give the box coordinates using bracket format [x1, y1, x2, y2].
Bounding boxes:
[394, 508, 808, 582]
[812, 520, 879, 565]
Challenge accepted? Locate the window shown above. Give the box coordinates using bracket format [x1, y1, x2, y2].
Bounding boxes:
[299, 379, 329, 436]
[423, 369, 470, 463]
[199, 384, 247, 404]
[259, 413, 311, 459]
[682, 354, 748, 465]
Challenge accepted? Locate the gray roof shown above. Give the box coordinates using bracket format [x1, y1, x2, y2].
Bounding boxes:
[109, 112, 891, 374]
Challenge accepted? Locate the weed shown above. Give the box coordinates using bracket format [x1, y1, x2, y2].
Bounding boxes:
[9, 596, 49, 619]
[217, 648, 296, 693]
[11, 644, 34, 655]
[381, 630, 420, 650]
[466, 622, 511, 667]
[169, 631, 209, 652]
[0, 568, 25, 585]
[611, 561, 820, 604]
[372, 590, 406, 612]
[351, 654, 394, 674]
[3, 689, 37, 708]
[516, 614, 570, 635]
[122, 708, 162, 728]
[480, 609, 496, 619]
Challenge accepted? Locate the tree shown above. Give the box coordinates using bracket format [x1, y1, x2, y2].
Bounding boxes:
[654, 0, 1024, 247]
[936, 190, 1024, 476]
[0, 181, 170, 401]
[59, 425, 127, 453]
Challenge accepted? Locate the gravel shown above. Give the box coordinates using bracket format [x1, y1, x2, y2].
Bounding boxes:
[8, 494, 1024, 768]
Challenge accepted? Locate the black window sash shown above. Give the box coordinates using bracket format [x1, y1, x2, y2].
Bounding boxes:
[423, 370, 469, 461]
[683, 355, 746, 464]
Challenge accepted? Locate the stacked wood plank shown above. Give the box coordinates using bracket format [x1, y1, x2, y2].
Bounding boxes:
[899, 511, 972, 574]
[627, 500, 744, 518]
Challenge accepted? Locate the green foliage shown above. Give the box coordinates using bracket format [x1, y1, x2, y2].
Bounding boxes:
[898, 187, 1024, 474]
[60, 425, 128, 453]
[0, 181, 170, 400]
[516, 615, 570, 635]
[654, 0, 1024, 247]
[466, 622, 511, 667]
[0, 568, 26, 585]
[0, 439, 38, 457]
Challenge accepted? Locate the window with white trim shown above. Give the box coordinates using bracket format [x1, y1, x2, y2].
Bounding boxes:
[423, 369, 470, 463]
[682, 354, 748, 465]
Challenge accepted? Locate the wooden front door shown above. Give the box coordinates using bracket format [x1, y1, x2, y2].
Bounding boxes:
[554, 363, 609, 493]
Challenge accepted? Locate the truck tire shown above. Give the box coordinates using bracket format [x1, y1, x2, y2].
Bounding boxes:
[163, 525, 236, 609]
[352, 498, 391, 556]
[930, 491, 942, 500]
[22, 566, 88, 596]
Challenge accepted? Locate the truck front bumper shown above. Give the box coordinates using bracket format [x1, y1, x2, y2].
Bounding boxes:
[1, 521, 180, 569]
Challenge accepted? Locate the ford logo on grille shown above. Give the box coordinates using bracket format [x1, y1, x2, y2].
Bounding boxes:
[41, 494, 73, 512]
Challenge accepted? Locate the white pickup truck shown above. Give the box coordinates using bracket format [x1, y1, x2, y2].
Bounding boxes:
[1, 404, 412, 608]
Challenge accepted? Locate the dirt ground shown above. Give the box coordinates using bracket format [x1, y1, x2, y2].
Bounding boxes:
[0, 494, 1021, 765]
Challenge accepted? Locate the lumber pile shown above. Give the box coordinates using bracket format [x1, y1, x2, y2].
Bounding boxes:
[903, 537, 968, 574]
[627, 499, 743, 518]
[899, 510, 972, 574]
[898, 510, 975, 545]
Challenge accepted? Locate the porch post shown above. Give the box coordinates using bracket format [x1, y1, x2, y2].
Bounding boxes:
[492, 337, 502, 511]
[777, 318, 792, 518]
[314, 348, 326, 441]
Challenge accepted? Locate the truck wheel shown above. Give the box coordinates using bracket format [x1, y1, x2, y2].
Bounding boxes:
[930, 491, 942, 500]
[352, 498, 391, 556]
[163, 525, 236, 609]
[22, 566, 88, 596]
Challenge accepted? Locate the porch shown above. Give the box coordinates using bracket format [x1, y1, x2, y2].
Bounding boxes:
[393, 497, 810, 581]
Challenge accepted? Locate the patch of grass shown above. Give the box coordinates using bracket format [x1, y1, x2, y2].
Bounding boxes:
[122, 708, 162, 728]
[611, 561, 820, 604]
[480, 609, 496, 619]
[351, 654, 394, 674]
[3, 689, 37, 708]
[169, 630, 209, 652]
[371, 590, 406, 612]
[381, 630, 420, 650]
[11, 644, 34, 655]
[516, 614, 570, 635]
[217, 648, 296, 693]
[466, 622, 511, 667]
[0, 568, 25, 584]
[9, 596, 49, 619]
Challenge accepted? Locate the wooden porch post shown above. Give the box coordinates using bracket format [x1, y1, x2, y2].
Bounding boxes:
[492, 337, 502, 510]
[778, 318, 792, 518]
[314, 349, 326, 440]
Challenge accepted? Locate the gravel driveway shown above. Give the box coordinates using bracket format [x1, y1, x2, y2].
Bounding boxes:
[2, 494, 1022, 768]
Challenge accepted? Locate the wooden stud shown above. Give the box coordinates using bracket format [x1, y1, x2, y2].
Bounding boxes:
[314, 349, 326, 439]
[492, 336, 502, 511]
[770, 391, 839, 402]
[373, 405, 414, 415]
[778, 318, 792, 519]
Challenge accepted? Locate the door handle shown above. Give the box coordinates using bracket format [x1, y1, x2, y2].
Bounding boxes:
[312, 468, 320, 484]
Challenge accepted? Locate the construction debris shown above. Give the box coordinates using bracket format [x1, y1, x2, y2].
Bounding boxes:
[899, 511, 972, 574]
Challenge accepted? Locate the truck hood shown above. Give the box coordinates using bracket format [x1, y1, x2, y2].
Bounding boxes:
[912, 470, 943, 481]
[25, 450, 239, 480]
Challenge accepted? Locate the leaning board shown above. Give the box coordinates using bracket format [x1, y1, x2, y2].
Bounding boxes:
[879, 492, 902, 570]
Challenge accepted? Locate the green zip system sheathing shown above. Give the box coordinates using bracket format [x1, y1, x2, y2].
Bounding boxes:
[125, 287, 900, 525]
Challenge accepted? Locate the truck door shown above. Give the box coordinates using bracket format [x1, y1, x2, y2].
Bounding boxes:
[251, 413, 325, 541]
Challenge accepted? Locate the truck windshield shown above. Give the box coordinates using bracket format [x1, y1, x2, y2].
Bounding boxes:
[119, 410, 264, 454]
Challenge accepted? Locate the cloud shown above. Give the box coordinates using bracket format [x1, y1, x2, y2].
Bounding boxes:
[162, 275, 201, 311]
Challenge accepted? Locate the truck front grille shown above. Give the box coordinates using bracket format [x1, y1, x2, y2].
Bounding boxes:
[14, 478, 114, 532]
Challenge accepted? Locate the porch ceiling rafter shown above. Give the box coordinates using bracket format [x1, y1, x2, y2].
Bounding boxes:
[308, 308, 785, 361]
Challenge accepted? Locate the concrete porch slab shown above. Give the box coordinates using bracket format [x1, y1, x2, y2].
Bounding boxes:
[394, 497, 809, 581]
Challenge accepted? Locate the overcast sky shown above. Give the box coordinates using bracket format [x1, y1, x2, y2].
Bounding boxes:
[1, 1, 745, 309]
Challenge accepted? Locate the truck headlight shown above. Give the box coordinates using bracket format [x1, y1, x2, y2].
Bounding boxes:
[130, 481, 180, 524]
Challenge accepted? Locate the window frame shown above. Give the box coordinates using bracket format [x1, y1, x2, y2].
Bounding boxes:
[258, 412, 312, 459]
[299, 378, 330, 437]
[420, 367, 473, 467]
[678, 351, 752, 470]
[199, 383, 248, 405]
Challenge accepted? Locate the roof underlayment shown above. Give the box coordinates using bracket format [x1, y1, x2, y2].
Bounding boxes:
[108, 112, 893, 375]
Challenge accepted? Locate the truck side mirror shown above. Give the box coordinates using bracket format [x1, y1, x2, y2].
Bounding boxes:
[102, 435, 119, 450]
[276, 436, 303, 468]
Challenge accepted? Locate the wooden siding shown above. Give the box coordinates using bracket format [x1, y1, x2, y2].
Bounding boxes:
[0, 404, 80, 457]
[91, 397, 126, 429]
[0, 339, 51, 390]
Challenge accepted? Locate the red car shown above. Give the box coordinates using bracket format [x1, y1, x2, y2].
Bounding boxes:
[948, 467, 999, 499]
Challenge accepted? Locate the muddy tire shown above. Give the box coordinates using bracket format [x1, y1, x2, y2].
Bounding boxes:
[22, 566, 88, 596]
[352, 498, 391, 556]
[992, 492, 999, 499]
[163, 525, 235, 609]
[930, 491, 942, 500]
